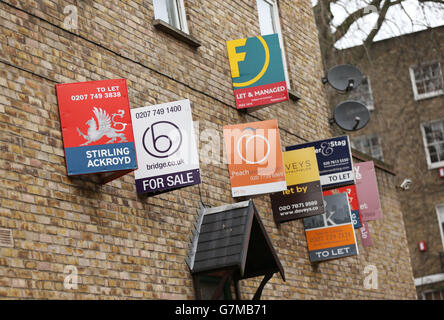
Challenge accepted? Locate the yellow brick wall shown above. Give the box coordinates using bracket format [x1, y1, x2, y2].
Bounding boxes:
[0, 0, 416, 299]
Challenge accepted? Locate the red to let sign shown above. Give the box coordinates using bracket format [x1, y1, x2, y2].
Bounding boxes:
[439, 167, 444, 178]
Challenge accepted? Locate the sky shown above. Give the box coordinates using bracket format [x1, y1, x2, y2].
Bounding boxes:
[312, 0, 444, 49]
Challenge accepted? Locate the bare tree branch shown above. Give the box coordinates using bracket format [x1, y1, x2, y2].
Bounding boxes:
[333, 0, 381, 41]
[363, 0, 403, 46]
[315, 0, 444, 51]
[399, 1, 415, 29]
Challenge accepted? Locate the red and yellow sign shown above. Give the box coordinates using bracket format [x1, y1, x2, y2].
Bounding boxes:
[223, 119, 286, 197]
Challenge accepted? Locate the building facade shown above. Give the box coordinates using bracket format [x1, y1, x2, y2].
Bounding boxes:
[323, 26, 444, 299]
[0, 0, 416, 299]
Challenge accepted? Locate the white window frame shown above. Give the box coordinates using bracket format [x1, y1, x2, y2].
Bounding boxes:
[421, 288, 444, 300]
[409, 61, 444, 101]
[351, 134, 384, 161]
[153, 0, 189, 33]
[436, 204, 444, 251]
[420, 119, 444, 169]
[349, 76, 374, 111]
[256, 0, 290, 90]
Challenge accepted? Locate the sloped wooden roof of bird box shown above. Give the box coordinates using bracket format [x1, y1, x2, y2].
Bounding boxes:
[186, 200, 285, 281]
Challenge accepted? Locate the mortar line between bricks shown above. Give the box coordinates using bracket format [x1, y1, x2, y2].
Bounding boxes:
[0, 190, 203, 236]
[0, 212, 192, 244]
[0, 183, 202, 230]
[0, 0, 309, 143]
[0, 227, 193, 265]
[0, 253, 190, 278]
[0, 59, 57, 84]
[0, 203, 195, 242]
[0, 162, 209, 214]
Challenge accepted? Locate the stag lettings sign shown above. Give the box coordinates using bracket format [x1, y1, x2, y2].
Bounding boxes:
[131, 99, 201, 195]
[286, 136, 354, 189]
[56, 79, 137, 182]
[226, 33, 288, 110]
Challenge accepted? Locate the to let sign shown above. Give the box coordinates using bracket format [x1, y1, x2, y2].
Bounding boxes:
[227, 33, 288, 110]
[353, 161, 382, 221]
[303, 193, 359, 263]
[440, 167, 444, 178]
[56, 79, 137, 183]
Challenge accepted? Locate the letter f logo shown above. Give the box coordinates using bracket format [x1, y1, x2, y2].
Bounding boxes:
[227, 38, 247, 78]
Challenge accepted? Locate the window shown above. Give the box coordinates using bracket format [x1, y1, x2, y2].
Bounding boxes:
[348, 76, 374, 110]
[421, 119, 444, 169]
[351, 134, 384, 161]
[409, 61, 444, 100]
[422, 288, 444, 300]
[257, 0, 278, 35]
[256, 0, 290, 89]
[153, 0, 189, 33]
[437, 204, 444, 251]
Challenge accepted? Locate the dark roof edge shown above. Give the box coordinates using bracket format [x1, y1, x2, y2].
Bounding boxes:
[339, 25, 444, 51]
[352, 148, 396, 176]
[250, 201, 286, 281]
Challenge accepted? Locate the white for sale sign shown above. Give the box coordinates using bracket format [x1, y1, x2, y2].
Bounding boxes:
[131, 99, 201, 195]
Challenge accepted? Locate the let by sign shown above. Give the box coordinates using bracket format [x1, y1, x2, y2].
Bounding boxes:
[270, 147, 324, 223]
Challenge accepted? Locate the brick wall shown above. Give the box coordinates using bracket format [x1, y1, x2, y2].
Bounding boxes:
[0, 0, 416, 299]
[323, 27, 444, 298]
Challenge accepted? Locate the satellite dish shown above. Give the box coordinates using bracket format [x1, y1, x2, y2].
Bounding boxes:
[333, 100, 370, 131]
[322, 64, 363, 92]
